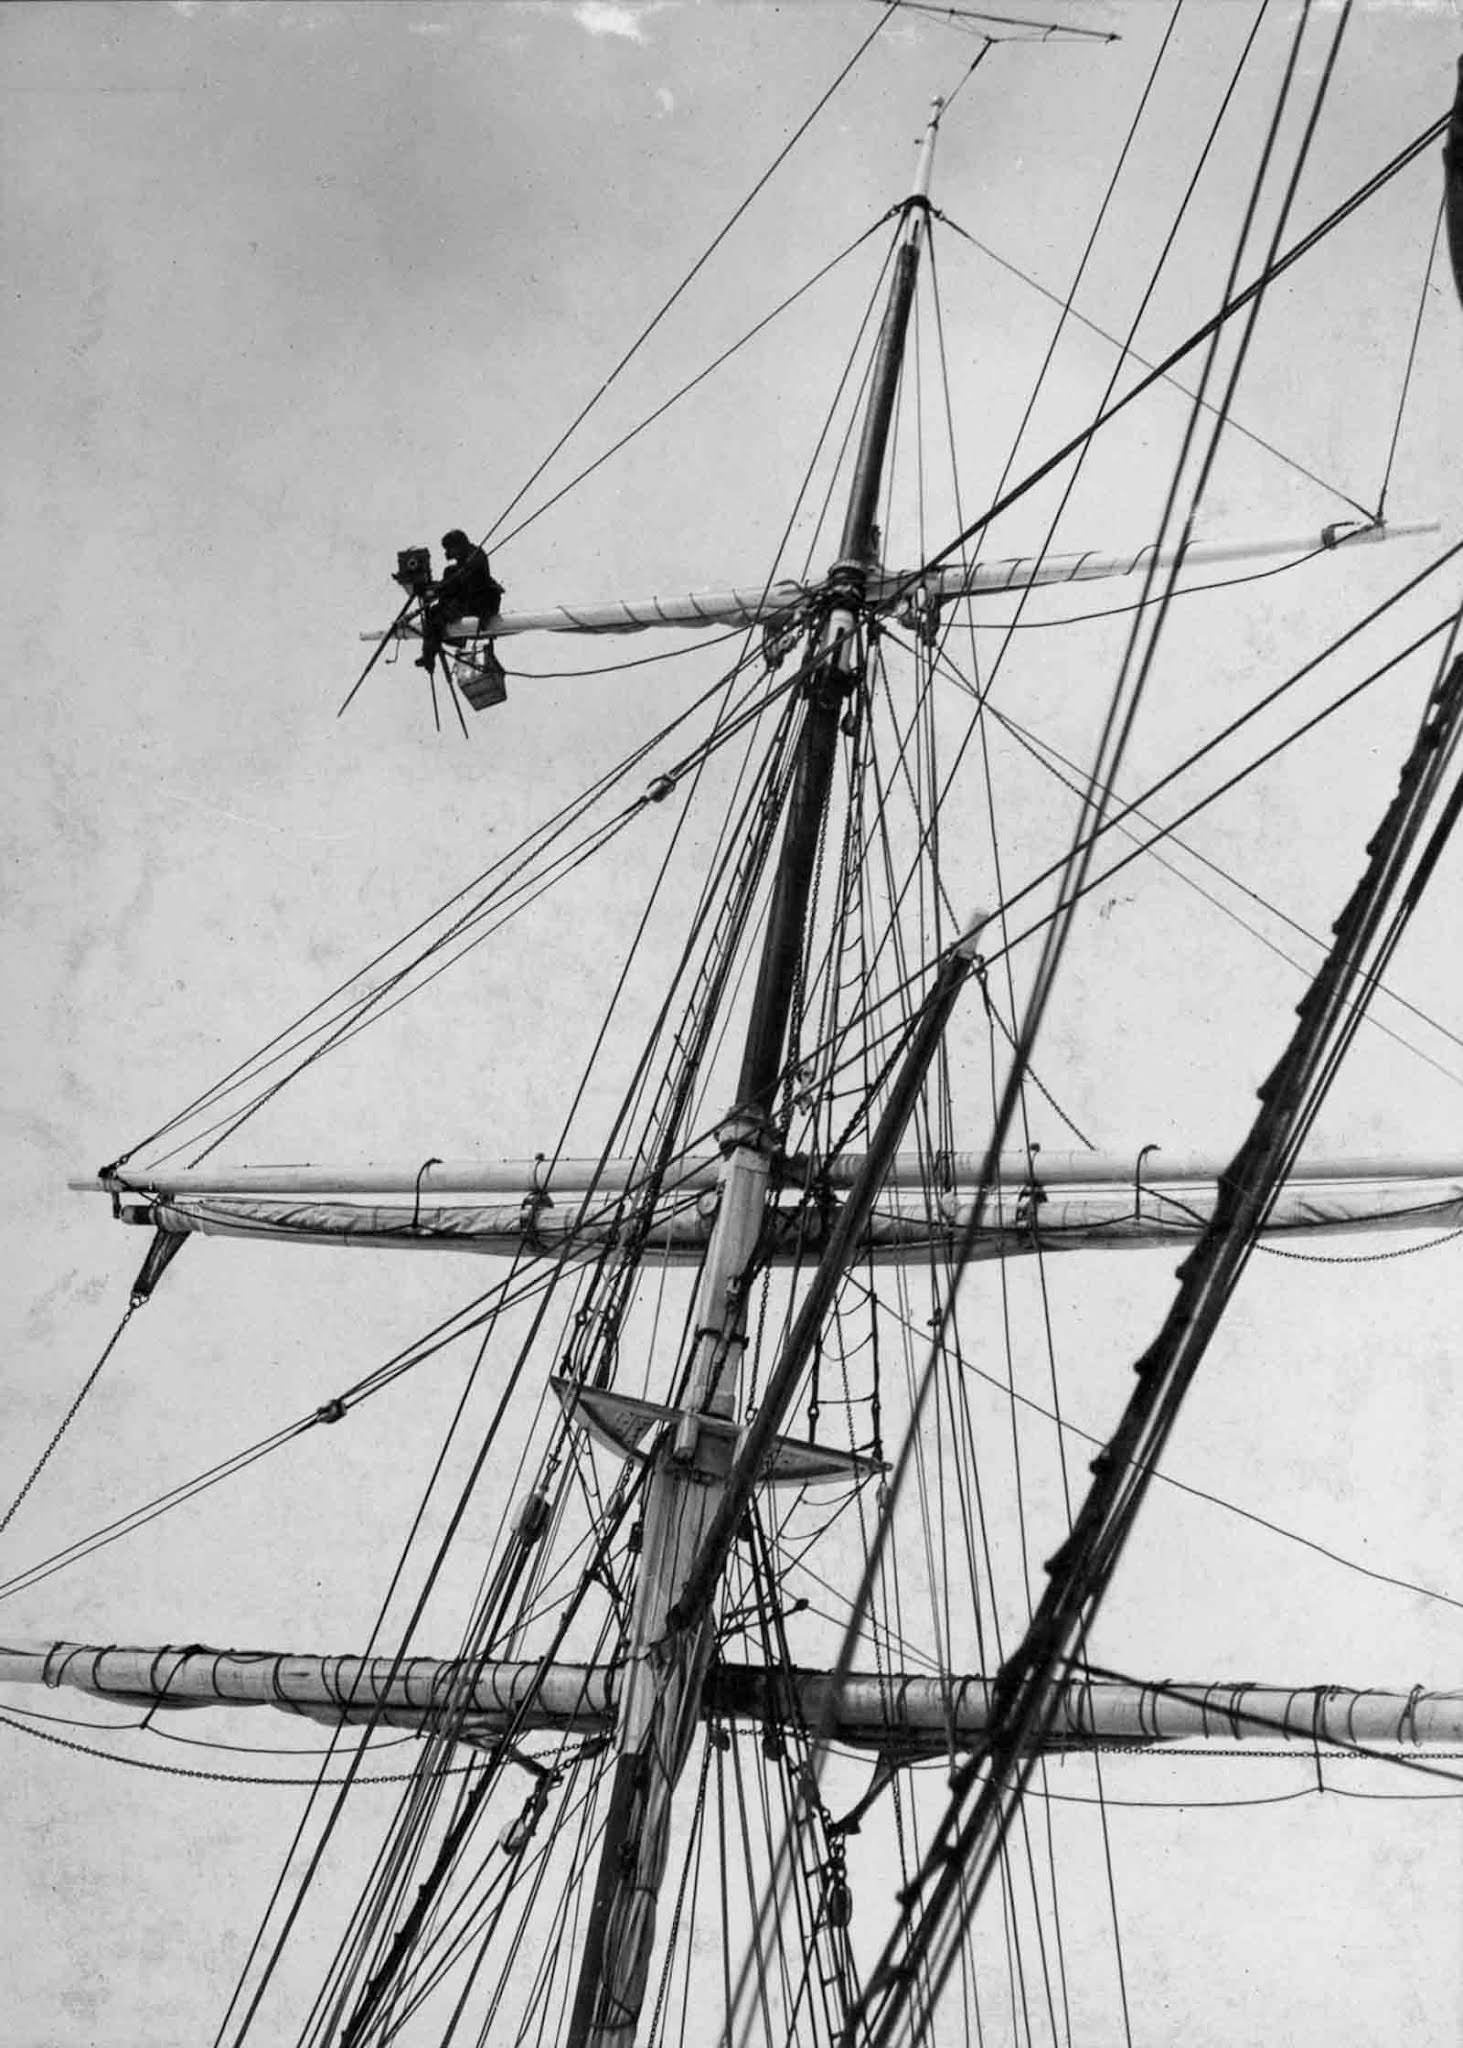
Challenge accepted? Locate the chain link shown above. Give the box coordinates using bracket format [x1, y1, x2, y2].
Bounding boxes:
[1256, 1223, 1463, 1264]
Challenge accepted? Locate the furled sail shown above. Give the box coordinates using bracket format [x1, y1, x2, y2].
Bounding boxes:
[363, 521, 1434, 646]
[99, 1167, 1463, 1266]
[5, 1641, 1461, 1753]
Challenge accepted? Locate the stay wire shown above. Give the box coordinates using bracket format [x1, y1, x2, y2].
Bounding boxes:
[793, 0, 1241, 1096]
[982, 690, 1463, 1086]
[489, 209, 897, 559]
[482, 6, 893, 556]
[895, 106, 1454, 602]
[138, 649, 792, 1173]
[1376, 191, 1445, 521]
[214, 1272, 527, 2048]
[113, 646, 764, 1172]
[934, 211, 1372, 519]
[810, 571, 1445, 1173]
[841, 9, 1348, 2033]
[999, 0, 1310, 1020]
[882, 0, 1116, 41]
[836, 533, 1463, 1036]
[985, 606, 1457, 972]
[924, 234, 1099, 1161]
[897, 579, 1463, 2044]
[728, 0, 1214, 1974]
[126, 94, 1445, 1187]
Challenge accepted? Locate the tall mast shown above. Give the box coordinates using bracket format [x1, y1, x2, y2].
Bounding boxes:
[565, 100, 946, 2048]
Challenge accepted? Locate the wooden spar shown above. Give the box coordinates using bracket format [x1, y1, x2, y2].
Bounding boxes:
[71, 1149, 1463, 1198]
[4, 1642, 1462, 1751]
[356, 519, 1438, 645]
[105, 1177, 1463, 1263]
[564, 101, 948, 2048]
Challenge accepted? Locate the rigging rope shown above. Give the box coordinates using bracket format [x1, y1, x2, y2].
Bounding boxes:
[1376, 191, 1446, 521]
[897, 105, 1454, 600]
[985, 607, 1458, 970]
[862, 1264, 1463, 1619]
[833, 11, 1369, 2034]
[117, 649, 791, 1175]
[800, 541, 1463, 1055]
[934, 211, 1373, 518]
[860, 596, 1463, 2048]
[485, 7, 894, 555]
[964, 672, 1463, 1090]
[490, 211, 897, 560]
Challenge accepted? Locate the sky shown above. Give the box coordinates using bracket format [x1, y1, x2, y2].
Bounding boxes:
[3, 1, 1463, 2043]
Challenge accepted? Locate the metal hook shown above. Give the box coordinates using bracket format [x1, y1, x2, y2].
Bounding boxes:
[412, 1156, 443, 1233]
[1133, 1142, 1160, 1221]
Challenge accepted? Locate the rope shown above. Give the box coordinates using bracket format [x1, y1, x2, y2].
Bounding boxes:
[0, 1305, 135, 1540]
[485, 7, 894, 555]
[1376, 192, 1445, 521]
[489, 211, 896, 560]
[952, 545, 1328, 632]
[898, 106, 1453, 597]
[934, 210, 1372, 518]
[980, 691, 1463, 1088]
[842, 15, 1383, 2032]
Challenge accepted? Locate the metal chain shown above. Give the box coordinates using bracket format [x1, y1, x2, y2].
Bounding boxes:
[1256, 1223, 1463, 1264]
[0, 1706, 479, 1786]
[0, 1305, 135, 1539]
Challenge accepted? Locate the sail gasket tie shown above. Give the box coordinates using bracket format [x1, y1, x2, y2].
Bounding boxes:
[1016, 1143, 1047, 1245]
[1400, 1682, 1426, 1748]
[1227, 1681, 1252, 1743]
[518, 1153, 556, 1248]
[48, 1644, 93, 1693]
[1310, 1685, 1337, 1790]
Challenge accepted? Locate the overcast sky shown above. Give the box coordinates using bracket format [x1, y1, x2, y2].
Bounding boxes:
[3, 2, 1463, 2042]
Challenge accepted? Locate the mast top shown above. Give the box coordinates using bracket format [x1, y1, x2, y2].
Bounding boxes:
[907, 95, 944, 213]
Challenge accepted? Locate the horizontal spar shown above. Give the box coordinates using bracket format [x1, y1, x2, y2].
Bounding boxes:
[359, 521, 1434, 646]
[104, 1177, 1463, 1265]
[73, 1150, 1463, 1198]
[4, 1643, 1460, 1752]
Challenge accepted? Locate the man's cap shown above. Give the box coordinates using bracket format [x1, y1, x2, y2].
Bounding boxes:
[441, 529, 472, 554]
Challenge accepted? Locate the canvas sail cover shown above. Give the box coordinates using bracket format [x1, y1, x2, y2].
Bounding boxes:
[368, 523, 1430, 647]
[124, 1175, 1463, 1264]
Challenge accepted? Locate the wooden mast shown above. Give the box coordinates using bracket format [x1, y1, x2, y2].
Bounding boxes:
[563, 99, 946, 2048]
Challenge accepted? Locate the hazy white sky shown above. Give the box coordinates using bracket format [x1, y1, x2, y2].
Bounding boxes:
[3, 1, 1463, 2041]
